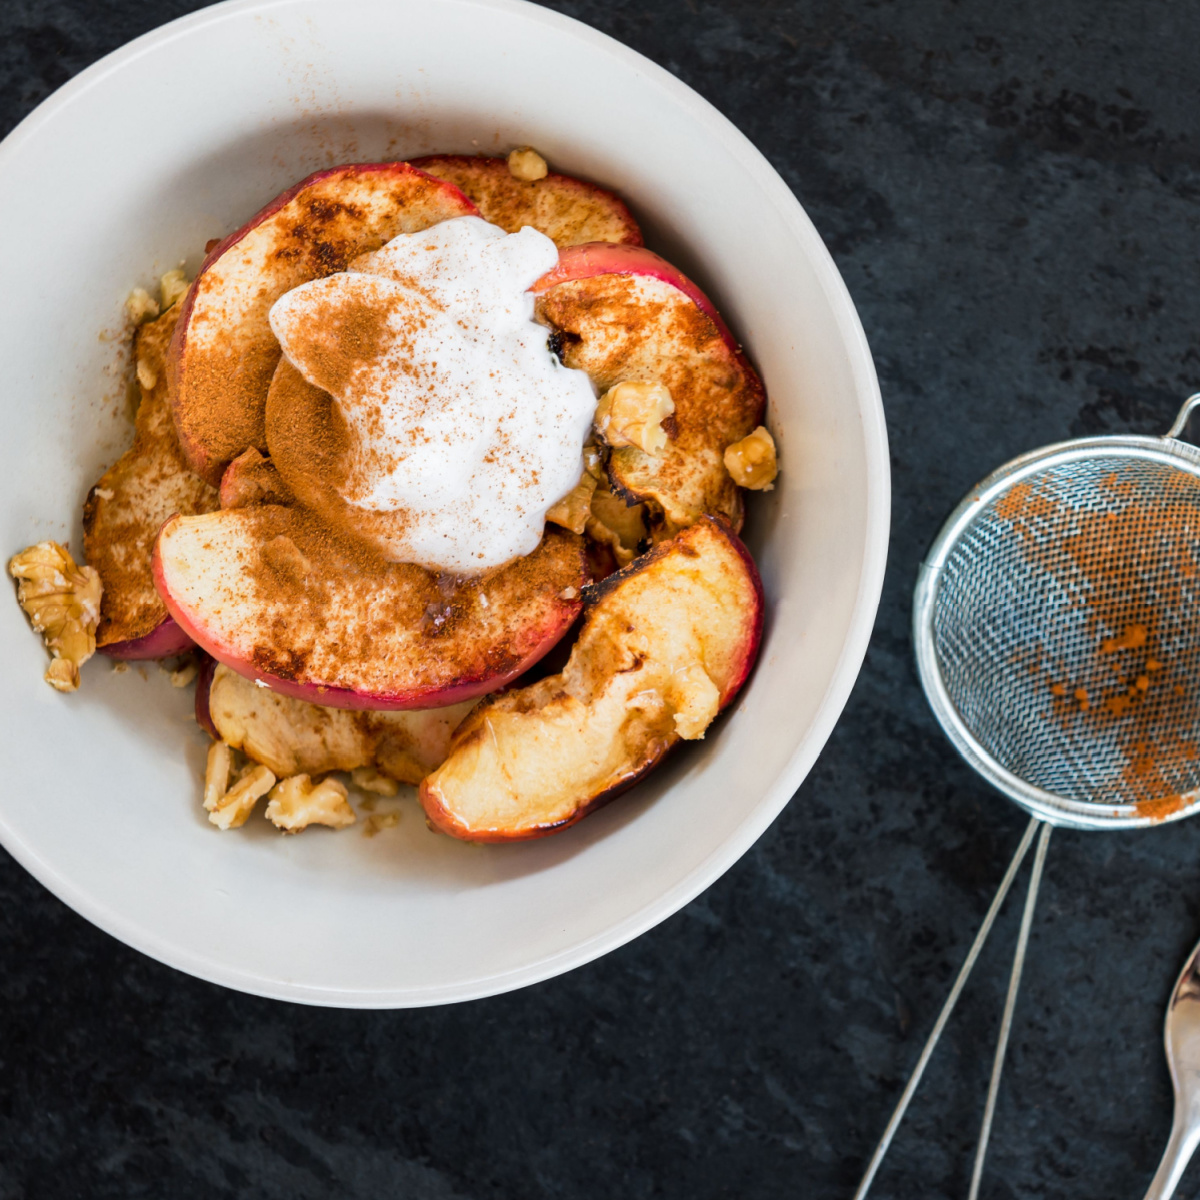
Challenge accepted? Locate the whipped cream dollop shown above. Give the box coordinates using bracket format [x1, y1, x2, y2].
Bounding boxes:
[268, 216, 596, 573]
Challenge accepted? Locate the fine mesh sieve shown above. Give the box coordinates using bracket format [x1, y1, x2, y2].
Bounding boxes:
[855, 395, 1200, 1200]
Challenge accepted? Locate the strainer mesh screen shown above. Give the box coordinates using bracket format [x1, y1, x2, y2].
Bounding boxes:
[932, 456, 1200, 811]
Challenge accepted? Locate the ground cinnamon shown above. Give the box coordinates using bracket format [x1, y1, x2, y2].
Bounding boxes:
[996, 470, 1200, 818]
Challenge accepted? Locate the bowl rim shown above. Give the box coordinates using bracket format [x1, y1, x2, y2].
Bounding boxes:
[0, 0, 890, 1006]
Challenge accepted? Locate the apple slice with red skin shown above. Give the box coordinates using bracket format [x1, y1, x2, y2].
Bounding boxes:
[83, 305, 219, 658]
[411, 155, 641, 248]
[168, 162, 478, 485]
[420, 516, 763, 841]
[153, 504, 587, 711]
[218, 448, 294, 510]
[101, 616, 195, 661]
[533, 244, 765, 534]
[197, 660, 474, 784]
[263, 357, 409, 558]
[195, 654, 219, 737]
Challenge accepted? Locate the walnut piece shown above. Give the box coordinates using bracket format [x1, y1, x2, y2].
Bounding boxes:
[159, 267, 190, 310]
[363, 811, 401, 838]
[130, 269, 192, 391]
[127, 267, 190, 332]
[350, 766, 399, 797]
[723, 425, 778, 490]
[9, 541, 102, 693]
[204, 745, 275, 830]
[266, 775, 356, 832]
[546, 444, 604, 535]
[125, 287, 159, 325]
[594, 381, 674, 455]
[507, 146, 548, 182]
[168, 658, 198, 688]
[586, 480, 646, 567]
[208, 662, 473, 783]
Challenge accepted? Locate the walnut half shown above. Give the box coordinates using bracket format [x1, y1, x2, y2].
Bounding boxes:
[266, 775, 356, 832]
[546, 444, 604, 536]
[507, 146, 548, 182]
[723, 425, 778, 491]
[9, 542, 102, 692]
[594, 381, 674, 455]
[203, 742, 276, 830]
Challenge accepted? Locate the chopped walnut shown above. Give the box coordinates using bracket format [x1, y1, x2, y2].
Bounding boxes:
[546, 444, 604, 535]
[204, 741, 233, 810]
[724, 425, 777, 490]
[586, 481, 646, 567]
[595, 381, 674, 455]
[167, 658, 198, 688]
[350, 766, 399, 796]
[507, 146, 548, 182]
[125, 287, 159, 325]
[9, 542, 102, 692]
[266, 775, 356, 832]
[160, 267, 190, 310]
[363, 810, 401, 838]
[135, 356, 158, 391]
[208, 662, 473, 783]
[204, 745, 275, 830]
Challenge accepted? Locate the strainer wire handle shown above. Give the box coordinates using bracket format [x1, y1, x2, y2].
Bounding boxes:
[968, 821, 1052, 1200]
[852, 817, 1040, 1200]
[1164, 393, 1200, 441]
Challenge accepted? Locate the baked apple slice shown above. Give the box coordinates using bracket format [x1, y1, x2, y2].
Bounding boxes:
[152, 505, 586, 710]
[533, 244, 765, 532]
[198, 661, 474, 783]
[411, 154, 641, 248]
[168, 162, 478, 485]
[420, 517, 763, 841]
[83, 305, 219, 658]
[218, 448, 294, 510]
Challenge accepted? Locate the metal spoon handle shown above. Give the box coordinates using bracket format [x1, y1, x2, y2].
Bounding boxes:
[1143, 1110, 1200, 1200]
[968, 821, 1052, 1200]
[853, 816, 1041, 1200]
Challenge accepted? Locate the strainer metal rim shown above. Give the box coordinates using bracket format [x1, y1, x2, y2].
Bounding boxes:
[914, 428, 1200, 831]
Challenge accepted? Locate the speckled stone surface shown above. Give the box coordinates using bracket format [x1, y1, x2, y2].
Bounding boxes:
[3, 1, 1200, 1196]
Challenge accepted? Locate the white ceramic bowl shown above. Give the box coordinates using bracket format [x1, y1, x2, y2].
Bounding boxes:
[0, 0, 888, 1006]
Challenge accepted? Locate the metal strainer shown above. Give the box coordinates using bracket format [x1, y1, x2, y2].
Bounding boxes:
[855, 394, 1200, 1199]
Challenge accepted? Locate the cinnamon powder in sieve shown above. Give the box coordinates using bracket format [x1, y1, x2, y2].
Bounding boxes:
[996, 473, 1200, 818]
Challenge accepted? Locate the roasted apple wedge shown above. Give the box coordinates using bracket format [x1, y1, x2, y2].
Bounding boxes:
[420, 517, 763, 841]
[153, 505, 586, 710]
[218, 448, 294, 510]
[198, 661, 474, 783]
[411, 154, 641, 248]
[534, 244, 765, 533]
[83, 305, 219, 658]
[169, 162, 478, 484]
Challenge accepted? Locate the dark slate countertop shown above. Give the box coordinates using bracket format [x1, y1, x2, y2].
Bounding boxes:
[3, 1, 1199, 1196]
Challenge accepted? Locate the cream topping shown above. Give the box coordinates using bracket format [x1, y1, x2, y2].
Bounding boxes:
[268, 216, 595, 572]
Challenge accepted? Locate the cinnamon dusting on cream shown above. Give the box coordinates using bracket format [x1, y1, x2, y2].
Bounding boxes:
[268, 216, 596, 572]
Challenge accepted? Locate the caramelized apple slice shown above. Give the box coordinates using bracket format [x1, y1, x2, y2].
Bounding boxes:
[411, 155, 641, 248]
[420, 517, 763, 840]
[199, 662, 474, 783]
[218, 448, 294, 510]
[534, 244, 765, 532]
[153, 505, 586, 710]
[168, 162, 478, 484]
[263, 357, 415, 557]
[83, 305, 219, 657]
